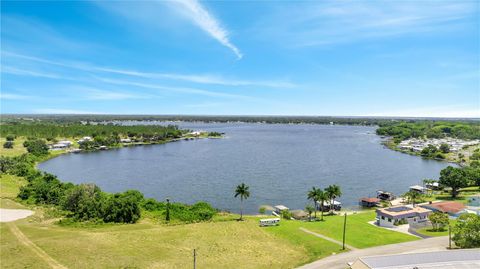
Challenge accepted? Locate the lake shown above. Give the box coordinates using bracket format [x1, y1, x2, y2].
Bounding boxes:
[38, 123, 452, 214]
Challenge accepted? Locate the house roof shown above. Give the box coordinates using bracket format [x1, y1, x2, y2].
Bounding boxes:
[274, 205, 289, 210]
[423, 201, 465, 214]
[360, 197, 380, 203]
[356, 249, 480, 269]
[377, 205, 431, 218]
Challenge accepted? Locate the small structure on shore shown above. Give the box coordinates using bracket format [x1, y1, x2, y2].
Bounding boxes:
[376, 205, 431, 228]
[376, 190, 395, 201]
[359, 197, 380, 208]
[319, 200, 342, 211]
[291, 210, 309, 220]
[409, 185, 426, 193]
[273, 205, 289, 215]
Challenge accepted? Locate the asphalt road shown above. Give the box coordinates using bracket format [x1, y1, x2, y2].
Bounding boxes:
[297, 236, 449, 269]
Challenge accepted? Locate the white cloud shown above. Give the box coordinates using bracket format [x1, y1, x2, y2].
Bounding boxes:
[173, 0, 242, 59]
[80, 88, 153, 100]
[0, 93, 34, 100]
[3, 52, 292, 87]
[255, 1, 477, 46]
[2, 66, 62, 79]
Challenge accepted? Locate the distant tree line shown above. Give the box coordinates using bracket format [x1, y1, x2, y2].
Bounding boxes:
[0, 123, 183, 140]
[376, 121, 480, 142]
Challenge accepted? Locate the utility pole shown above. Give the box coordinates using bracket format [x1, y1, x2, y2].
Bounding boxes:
[342, 212, 347, 250]
[448, 224, 452, 249]
[193, 249, 196, 269]
[166, 198, 170, 222]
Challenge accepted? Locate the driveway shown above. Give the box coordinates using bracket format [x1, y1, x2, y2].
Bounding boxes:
[297, 236, 449, 269]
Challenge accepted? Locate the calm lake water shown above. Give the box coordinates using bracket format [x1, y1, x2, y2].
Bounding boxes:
[39, 123, 452, 214]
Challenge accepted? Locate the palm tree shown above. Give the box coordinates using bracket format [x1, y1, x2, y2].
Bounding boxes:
[325, 185, 342, 214]
[234, 183, 250, 221]
[316, 189, 328, 221]
[307, 187, 319, 219]
[403, 190, 421, 207]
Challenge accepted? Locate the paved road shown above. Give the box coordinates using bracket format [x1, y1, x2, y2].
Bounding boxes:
[297, 236, 449, 269]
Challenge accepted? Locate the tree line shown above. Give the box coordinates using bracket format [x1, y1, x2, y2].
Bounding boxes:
[376, 121, 480, 142]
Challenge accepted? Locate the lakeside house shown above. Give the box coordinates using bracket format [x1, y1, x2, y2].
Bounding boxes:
[50, 140, 73, 149]
[376, 205, 431, 228]
[120, 138, 131, 143]
[317, 200, 342, 211]
[420, 201, 466, 217]
[290, 210, 309, 220]
[409, 185, 426, 193]
[349, 249, 480, 269]
[359, 197, 380, 207]
[273, 205, 289, 215]
[77, 136, 93, 143]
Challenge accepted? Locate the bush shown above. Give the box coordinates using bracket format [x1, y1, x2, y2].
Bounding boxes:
[452, 214, 480, 248]
[6, 134, 15, 141]
[62, 184, 104, 221]
[281, 210, 292, 220]
[3, 141, 13, 148]
[103, 192, 141, 223]
[258, 206, 266, 214]
[23, 139, 49, 156]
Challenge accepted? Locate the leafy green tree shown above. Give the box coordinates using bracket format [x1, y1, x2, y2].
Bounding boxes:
[463, 166, 480, 187]
[305, 205, 314, 221]
[234, 183, 250, 221]
[62, 184, 105, 221]
[23, 139, 49, 156]
[429, 211, 449, 231]
[103, 192, 141, 223]
[452, 214, 480, 248]
[439, 143, 450, 153]
[3, 141, 13, 149]
[325, 184, 342, 214]
[439, 166, 468, 198]
[6, 134, 15, 141]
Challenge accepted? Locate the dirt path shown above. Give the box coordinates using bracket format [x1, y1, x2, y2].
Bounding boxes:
[297, 236, 449, 269]
[299, 227, 359, 250]
[7, 222, 68, 269]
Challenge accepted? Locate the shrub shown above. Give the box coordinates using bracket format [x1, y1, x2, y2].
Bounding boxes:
[62, 184, 105, 221]
[103, 192, 141, 223]
[3, 141, 13, 148]
[23, 139, 49, 156]
[452, 214, 480, 248]
[258, 206, 266, 214]
[6, 134, 15, 141]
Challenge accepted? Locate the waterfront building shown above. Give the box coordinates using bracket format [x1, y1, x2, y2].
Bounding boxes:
[376, 205, 431, 228]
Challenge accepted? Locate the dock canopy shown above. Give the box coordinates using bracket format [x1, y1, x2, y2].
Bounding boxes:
[409, 185, 426, 193]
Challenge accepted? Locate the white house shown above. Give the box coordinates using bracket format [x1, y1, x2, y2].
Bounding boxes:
[376, 205, 431, 228]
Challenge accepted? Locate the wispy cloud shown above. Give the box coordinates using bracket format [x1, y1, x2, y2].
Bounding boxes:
[79, 87, 154, 100]
[3, 51, 292, 87]
[172, 0, 242, 59]
[0, 93, 34, 100]
[2, 66, 63, 79]
[96, 77, 253, 100]
[256, 1, 477, 46]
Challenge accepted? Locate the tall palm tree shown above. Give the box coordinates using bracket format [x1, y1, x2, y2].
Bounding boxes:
[325, 185, 342, 214]
[316, 189, 328, 221]
[307, 187, 319, 219]
[235, 183, 250, 221]
[403, 190, 421, 207]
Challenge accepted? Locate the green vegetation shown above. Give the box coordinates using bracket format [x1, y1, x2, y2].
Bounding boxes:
[428, 211, 449, 231]
[439, 166, 469, 198]
[268, 211, 418, 249]
[376, 121, 480, 142]
[325, 184, 342, 214]
[234, 183, 250, 220]
[452, 214, 480, 248]
[416, 219, 457, 237]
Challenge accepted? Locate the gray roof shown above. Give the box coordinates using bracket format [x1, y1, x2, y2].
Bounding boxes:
[359, 249, 480, 269]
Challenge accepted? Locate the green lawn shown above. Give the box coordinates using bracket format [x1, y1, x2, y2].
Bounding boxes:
[0, 174, 26, 198]
[416, 219, 457, 237]
[297, 211, 419, 249]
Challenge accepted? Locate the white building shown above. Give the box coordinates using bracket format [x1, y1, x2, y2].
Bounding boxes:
[376, 205, 431, 228]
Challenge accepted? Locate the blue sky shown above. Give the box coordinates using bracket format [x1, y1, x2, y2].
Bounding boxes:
[1, 0, 479, 117]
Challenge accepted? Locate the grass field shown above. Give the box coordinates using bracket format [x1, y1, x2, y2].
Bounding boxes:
[0, 137, 27, 157]
[269, 212, 419, 249]
[416, 219, 457, 237]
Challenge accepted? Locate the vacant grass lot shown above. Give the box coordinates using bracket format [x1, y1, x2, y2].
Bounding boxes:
[296, 211, 419, 249]
[0, 137, 27, 157]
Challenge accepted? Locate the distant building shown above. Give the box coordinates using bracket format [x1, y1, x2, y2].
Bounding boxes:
[120, 138, 131, 143]
[376, 205, 431, 228]
[349, 249, 480, 269]
[318, 200, 342, 211]
[291, 210, 309, 220]
[409, 185, 426, 193]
